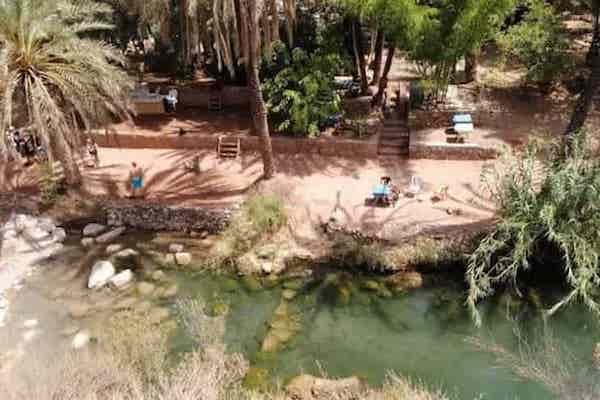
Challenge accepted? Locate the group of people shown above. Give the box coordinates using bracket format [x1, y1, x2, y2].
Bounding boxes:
[7, 127, 45, 165]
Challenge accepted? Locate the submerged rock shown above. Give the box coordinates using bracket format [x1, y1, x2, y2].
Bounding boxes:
[88, 261, 116, 289]
[68, 302, 90, 319]
[96, 227, 126, 244]
[169, 243, 184, 253]
[241, 276, 262, 292]
[385, 271, 424, 290]
[286, 374, 362, 400]
[83, 223, 106, 237]
[175, 252, 192, 266]
[137, 282, 155, 296]
[593, 343, 600, 368]
[282, 289, 297, 300]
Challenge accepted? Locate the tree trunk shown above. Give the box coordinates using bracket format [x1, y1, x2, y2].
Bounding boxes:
[464, 51, 478, 83]
[50, 131, 81, 186]
[564, 23, 600, 149]
[241, 0, 275, 179]
[372, 46, 395, 108]
[352, 20, 369, 95]
[270, 0, 279, 42]
[370, 30, 384, 86]
[283, 0, 295, 47]
[586, 7, 600, 66]
[262, 4, 272, 58]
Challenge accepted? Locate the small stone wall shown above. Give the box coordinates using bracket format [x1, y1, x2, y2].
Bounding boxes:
[179, 86, 250, 109]
[409, 142, 498, 160]
[103, 202, 233, 233]
[342, 96, 373, 118]
[92, 132, 379, 158]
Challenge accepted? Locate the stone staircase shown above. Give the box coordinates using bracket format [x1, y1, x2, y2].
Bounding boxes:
[378, 108, 409, 157]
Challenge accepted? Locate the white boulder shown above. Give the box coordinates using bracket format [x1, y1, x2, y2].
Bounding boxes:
[53, 228, 67, 243]
[72, 330, 91, 349]
[109, 269, 134, 289]
[83, 223, 106, 237]
[88, 261, 116, 289]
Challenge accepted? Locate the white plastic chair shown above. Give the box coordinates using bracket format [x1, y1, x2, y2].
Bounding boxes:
[407, 176, 422, 196]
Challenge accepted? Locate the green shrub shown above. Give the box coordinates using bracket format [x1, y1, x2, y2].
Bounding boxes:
[244, 195, 287, 236]
[39, 162, 64, 206]
[263, 46, 342, 136]
[467, 135, 600, 326]
[497, 0, 572, 86]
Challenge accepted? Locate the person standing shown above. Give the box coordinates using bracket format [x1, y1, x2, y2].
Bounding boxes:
[129, 161, 144, 198]
[86, 138, 99, 167]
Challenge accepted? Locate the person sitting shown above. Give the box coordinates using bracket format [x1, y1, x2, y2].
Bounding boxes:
[164, 89, 178, 113]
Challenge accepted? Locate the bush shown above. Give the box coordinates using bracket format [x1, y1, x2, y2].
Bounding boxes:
[497, 0, 572, 86]
[263, 46, 343, 136]
[467, 135, 600, 326]
[39, 162, 64, 206]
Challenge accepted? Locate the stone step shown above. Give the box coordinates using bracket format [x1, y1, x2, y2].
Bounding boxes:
[377, 147, 409, 156]
[379, 138, 409, 147]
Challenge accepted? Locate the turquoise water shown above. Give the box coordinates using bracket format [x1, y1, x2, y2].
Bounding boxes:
[168, 271, 599, 400]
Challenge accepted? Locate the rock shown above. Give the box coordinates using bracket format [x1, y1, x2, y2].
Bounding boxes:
[25, 226, 50, 241]
[169, 243, 184, 253]
[137, 282, 155, 296]
[175, 252, 192, 266]
[53, 228, 67, 243]
[164, 253, 176, 265]
[95, 227, 126, 244]
[283, 279, 304, 290]
[37, 218, 57, 233]
[286, 375, 362, 400]
[68, 303, 90, 319]
[72, 330, 91, 349]
[114, 248, 140, 259]
[61, 326, 80, 337]
[200, 231, 209, 239]
[23, 329, 41, 343]
[256, 244, 278, 260]
[241, 276, 262, 292]
[237, 252, 262, 275]
[261, 262, 274, 274]
[136, 300, 152, 312]
[49, 287, 67, 300]
[81, 238, 95, 248]
[148, 307, 170, 324]
[161, 284, 178, 298]
[594, 343, 600, 367]
[106, 244, 124, 255]
[23, 319, 38, 328]
[386, 271, 424, 290]
[83, 223, 106, 237]
[109, 269, 134, 289]
[151, 270, 166, 282]
[362, 280, 381, 291]
[88, 261, 116, 289]
[282, 289, 297, 300]
[113, 297, 137, 310]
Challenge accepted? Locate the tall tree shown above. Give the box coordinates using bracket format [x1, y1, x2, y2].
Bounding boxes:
[564, 18, 600, 146]
[370, 30, 385, 86]
[239, 0, 275, 179]
[0, 0, 133, 185]
[351, 19, 369, 94]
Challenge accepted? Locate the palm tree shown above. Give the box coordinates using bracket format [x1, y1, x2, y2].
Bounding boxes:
[239, 0, 275, 179]
[0, 0, 133, 185]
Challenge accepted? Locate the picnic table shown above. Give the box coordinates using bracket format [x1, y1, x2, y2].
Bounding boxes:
[452, 114, 472, 124]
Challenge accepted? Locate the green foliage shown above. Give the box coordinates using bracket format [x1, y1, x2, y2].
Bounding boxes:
[467, 135, 600, 326]
[330, 236, 389, 272]
[408, 0, 516, 101]
[39, 162, 64, 207]
[263, 47, 342, 136]
[205, 195, 287, 269]
[497, 0, 572, 86]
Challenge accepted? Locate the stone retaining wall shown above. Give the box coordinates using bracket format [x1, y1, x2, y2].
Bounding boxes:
[409, 142, 498, 160]
[179, 86, 250, 108]
[103, 202, 233, 233]
[92, 132, 379, 158]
